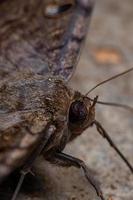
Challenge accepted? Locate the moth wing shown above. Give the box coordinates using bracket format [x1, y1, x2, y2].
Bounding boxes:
[0, 110, 49, 180]
[0, 0, 93, 81]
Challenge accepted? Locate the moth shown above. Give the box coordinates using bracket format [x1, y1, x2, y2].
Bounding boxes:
[0, 0, 133, 200]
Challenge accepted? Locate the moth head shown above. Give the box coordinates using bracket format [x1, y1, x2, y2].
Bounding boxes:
[68, 92, 97, 140]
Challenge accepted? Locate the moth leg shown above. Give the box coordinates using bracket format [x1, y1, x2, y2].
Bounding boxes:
[11, 124, 56, 200]
[48, 152, 105, 200]
[94, 120, 133, 173]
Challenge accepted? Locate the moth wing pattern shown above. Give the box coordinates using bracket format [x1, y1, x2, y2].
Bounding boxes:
[0, 0, 74, 179]
[0, 0, 94, 181]
[0, 0, 70, 80]
[0, 0, 93, 81]
[0, 109, 51, 180]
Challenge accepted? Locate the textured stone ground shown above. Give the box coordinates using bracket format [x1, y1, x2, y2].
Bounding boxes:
[69, 0, 133, 199]
[1, 0, 133, 200]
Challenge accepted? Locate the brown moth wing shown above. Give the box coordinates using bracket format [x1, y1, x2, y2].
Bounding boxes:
[0, 75, 52, 179]
[0, 0, 94, 180]
[0, 110, 49, 180]
[0, 0, 69, 79]
[0, 73, 74, 179]
[0, 0, 93, 81]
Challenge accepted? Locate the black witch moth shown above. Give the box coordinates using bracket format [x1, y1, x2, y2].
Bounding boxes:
[0, 0, 133, 200]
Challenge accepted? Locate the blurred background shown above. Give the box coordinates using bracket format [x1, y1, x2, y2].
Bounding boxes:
[69, 0, 133, 199]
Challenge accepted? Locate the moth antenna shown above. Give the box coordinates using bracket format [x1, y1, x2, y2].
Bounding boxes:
[86, 67, 133, 96]
[90, 95, 98, 108]
[88, 97, 133, 113]
[93, 120, 133, 173]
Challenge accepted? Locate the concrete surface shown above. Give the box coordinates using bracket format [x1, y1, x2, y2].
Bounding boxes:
[69, 0, 133, 199]
[1, 0, 133, 200]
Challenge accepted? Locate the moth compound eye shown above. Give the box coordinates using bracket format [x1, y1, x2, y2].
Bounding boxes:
[69, 101, 87, 124]
[44, 2, 74, 18]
